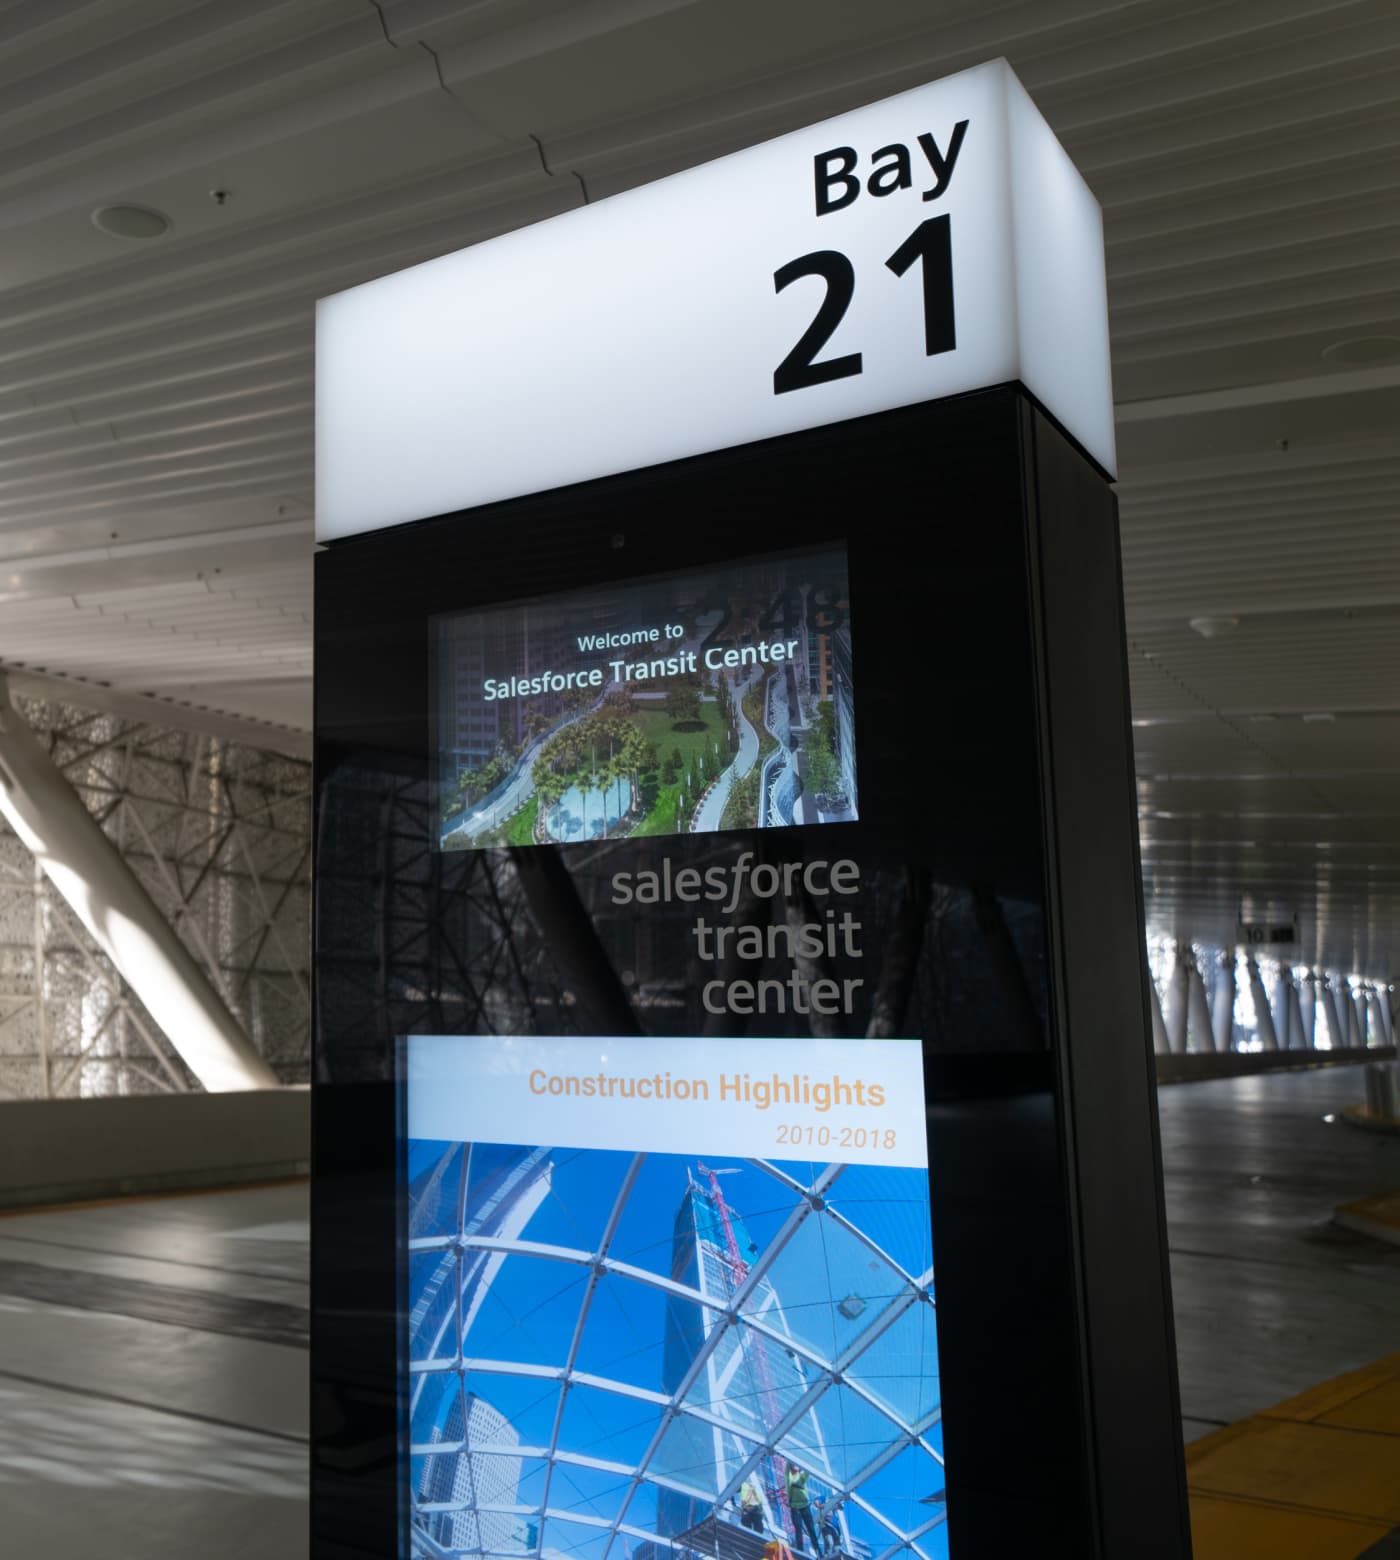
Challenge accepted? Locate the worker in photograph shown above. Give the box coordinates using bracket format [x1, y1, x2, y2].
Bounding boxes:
[815, 1495, 843, 1557]
[739, 1476, 765, 1534]
[785, 1463, 822, 1555]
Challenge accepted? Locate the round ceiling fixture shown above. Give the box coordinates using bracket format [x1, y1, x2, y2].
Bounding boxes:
[91, 204, 171, 240]
[1188, 615, 1239, 639]
[1322, 335, 1400, 367]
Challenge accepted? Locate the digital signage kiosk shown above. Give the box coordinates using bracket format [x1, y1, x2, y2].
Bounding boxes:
[312, 62, 1191, 1560]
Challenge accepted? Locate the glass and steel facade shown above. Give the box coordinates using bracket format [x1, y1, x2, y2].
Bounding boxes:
[407, 1148, 944, 1560]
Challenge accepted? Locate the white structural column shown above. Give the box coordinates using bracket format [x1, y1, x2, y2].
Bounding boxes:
[1286, 980, 1306, 1050]
[1317, 977, 1345, 1049]
[1348, 984, 1367, 1048]
[1362, 986, 1381, 1047]
[1297, 973, 1316, 1051]
[1187, 955, 1215, 1053]
[1164, 946, 1191, 1054]
[1147, 977, 1170, 1055]
[1370, 987, 1395, 1047]
[0, 682, 277, 1091]
[1211, 953, 1236, 1052]
[1271, 967, 1296, 1050]
[1333, 979, 1353, 1048]
[1246, 957, 1279, 1050]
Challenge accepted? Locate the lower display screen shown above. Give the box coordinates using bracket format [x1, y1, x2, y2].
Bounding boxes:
[406, 1034, 946, 1560]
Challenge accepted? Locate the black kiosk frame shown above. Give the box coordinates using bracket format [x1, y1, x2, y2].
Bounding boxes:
[312, 385, 1192, 1560]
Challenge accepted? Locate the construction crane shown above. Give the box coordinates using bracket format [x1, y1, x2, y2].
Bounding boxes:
[695, 1163, 798, 1543]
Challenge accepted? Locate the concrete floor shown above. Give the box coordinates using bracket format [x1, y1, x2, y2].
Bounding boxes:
[0, 1181, 308, 1559]
[1160, 1067, 1400, 1443]
[0, 1066, 1393, 1557]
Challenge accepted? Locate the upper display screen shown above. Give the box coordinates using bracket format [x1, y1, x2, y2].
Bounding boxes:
[434, 547, 856, 850]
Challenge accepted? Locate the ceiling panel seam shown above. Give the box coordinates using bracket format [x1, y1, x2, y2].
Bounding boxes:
[1130, 640, 1368, 834]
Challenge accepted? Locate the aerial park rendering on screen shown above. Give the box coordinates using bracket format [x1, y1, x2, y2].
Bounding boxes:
[435, 548, 856, 849]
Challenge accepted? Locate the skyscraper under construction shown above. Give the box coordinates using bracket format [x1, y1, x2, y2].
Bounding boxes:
[652, 1166, 844, 1557]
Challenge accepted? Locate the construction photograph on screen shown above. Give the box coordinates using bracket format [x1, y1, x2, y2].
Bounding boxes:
[405, 1033, 944, 1560]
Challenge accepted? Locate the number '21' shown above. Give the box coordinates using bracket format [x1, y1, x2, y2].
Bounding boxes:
[772, 215, 954, 395]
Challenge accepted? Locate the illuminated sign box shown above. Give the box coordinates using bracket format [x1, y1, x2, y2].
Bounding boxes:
[316, 58, 1113, 542]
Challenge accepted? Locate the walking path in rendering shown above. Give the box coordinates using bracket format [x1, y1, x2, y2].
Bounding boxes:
[691, 671, 760, 833]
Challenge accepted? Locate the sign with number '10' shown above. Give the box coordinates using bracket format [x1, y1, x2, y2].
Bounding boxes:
[316, 57, 1115, 542]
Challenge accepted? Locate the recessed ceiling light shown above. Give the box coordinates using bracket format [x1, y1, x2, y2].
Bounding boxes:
[1188, 615, 1239, 638]
[1302, 712, 1336, 723]
[1322, 335, 1400, 366]
[91, 204, 171, 240]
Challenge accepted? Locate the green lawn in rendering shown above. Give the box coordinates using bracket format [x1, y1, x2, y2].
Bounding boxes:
[632, 700, 726, 765]
[506, 795, 538, 846]
[630, 699, 730, 836]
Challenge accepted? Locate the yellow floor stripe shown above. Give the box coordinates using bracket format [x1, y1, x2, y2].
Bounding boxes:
[1190, 1495, 1390, 1560]
[1341, 1105, 1400, 1136]
[1188, 1352, 1400, 1559]
[1336, 1188, 1400, 1246]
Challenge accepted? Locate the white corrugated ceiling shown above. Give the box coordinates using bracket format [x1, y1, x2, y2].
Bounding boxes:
[0, 0, 1397, 972]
